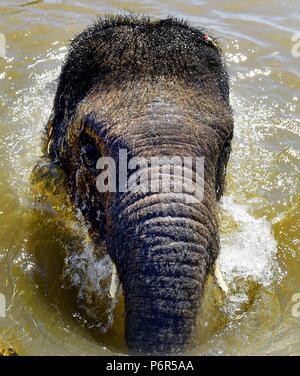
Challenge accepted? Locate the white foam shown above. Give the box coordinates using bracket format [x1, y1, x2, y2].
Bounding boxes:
[65, 242, 112, 298]
[219, 195, 280, 287]
[64, 241, 117, 332]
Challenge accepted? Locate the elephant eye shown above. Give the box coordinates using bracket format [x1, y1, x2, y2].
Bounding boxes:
[79, 133, 101, 168]
[80, 144, 99, 166]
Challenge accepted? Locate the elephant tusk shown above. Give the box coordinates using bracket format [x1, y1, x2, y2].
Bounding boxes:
[47, 139, 53, 155]
[109, 262, 121, 299]
[214, 261, 229, 294]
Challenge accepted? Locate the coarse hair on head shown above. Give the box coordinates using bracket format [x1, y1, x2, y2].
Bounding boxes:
[52, 14, 229, 126]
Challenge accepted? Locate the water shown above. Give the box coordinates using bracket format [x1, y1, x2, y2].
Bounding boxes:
[0, 0, 299, 355]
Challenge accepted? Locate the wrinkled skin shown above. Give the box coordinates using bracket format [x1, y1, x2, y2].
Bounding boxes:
[38, 16, 234, 354]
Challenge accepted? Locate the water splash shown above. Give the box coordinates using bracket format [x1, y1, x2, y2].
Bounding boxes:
[1, 47, 67, 193]
[219, 195, 280, 286]
[64, 243, 117, 332]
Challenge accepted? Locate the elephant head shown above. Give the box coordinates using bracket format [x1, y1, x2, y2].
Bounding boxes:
[44, 16, 234, 354]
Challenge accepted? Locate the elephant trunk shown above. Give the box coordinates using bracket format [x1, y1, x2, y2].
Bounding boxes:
[107, 167, 218, 354]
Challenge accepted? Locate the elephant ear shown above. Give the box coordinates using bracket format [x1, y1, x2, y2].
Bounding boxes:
[215, 132, 233, 200]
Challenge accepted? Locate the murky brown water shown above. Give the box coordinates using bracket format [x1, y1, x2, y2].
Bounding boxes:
[0, 0, 299, 355]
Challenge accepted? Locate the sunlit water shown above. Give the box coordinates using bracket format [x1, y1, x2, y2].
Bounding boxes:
[0, 0, 299, 355]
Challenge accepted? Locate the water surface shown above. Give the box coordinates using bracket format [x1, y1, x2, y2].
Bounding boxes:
[0, 0, 299, 355]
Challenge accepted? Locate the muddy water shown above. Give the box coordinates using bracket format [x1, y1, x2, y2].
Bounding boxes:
[0, 0, 299, 355]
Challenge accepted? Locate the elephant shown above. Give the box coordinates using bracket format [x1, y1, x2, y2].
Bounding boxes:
[36, 15, 234, 354]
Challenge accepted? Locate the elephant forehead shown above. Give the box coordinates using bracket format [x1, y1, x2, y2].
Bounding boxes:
[77, 84, 229, 155]
[79, 115, 216, 161]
